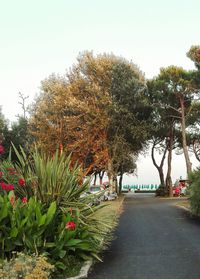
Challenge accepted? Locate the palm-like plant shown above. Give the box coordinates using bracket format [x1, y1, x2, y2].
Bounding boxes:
[10, 145, 115, 259]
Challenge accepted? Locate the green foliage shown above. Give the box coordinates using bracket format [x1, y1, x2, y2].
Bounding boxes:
[0, 145, 116, 274]
[109, 60, 152, 151]
[155, 185, 168, 197]
[11, 145, 94, 207]
[52, 255, 83, 278]
[0, 191, 103, 269]
[0, 252, 54, 279]
[1, 117, 30, 161]
[189, 168, 200, 215]
[29, 52, 153, 185]
[187, 45, 200, 70]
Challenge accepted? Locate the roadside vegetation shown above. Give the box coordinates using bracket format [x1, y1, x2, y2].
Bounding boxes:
[189, 168, 200, 215]
[0, 145, 124, 278]
[0, 45, 200, 277]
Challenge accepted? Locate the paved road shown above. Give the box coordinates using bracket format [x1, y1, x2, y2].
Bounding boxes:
[87, 193, 200, 279]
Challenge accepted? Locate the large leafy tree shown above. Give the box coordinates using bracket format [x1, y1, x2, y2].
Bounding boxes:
[30, 52, 152, 190]
[147, 79, 178, 196]
[150, 66, 199, 177]
[29, 60, 111, 174]
[107, 61, 152, 190]
[187, 45, 200, 71]
[1, 117, 29, 160]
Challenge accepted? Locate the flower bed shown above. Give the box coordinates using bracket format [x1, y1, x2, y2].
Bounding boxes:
[0, 144, 116, 278]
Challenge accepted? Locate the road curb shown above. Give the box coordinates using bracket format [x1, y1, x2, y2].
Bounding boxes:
[67, 260, 93, 279]
[176, 204, 191, 212]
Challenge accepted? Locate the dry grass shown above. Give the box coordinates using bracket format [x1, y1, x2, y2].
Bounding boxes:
[91, 194, 125, 252]
[176, 198, 190, 210]
[94, 194, 124, 221]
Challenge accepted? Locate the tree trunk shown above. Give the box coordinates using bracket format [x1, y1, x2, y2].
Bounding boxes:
[179, 96, 192, 176]
[93, 173, 97, 185]
[113, 175, 118, 193]
[151, 141, 167, 187]
[165, 128, 173, 197]
[107, 159, 115, 192]
[119, 172, 123, 193]
[99, 170, 105, 185]
[158, 170, 165, 188]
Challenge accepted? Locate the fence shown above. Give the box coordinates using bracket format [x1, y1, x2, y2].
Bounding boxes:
[122, 184, 159, 191]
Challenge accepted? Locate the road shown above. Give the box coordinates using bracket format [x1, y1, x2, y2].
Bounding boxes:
[87, 193, 200, 279]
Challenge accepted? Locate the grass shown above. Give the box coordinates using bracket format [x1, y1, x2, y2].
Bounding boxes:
[175, 198, 190, 211]
[95, 194, 124, 222]
[62, 194, 125, 279]
[89, 194, 124, 255]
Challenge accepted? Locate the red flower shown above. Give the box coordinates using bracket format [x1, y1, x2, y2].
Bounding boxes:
[18, 178, 25, 186]
[8, 184, 14, 190]
[22, 197, 28, 203]
[0, 172, 3, 178]
[0, 181, 7, 190]
[0, 145, 4, 155]
[0, 182, 14, 191]
[65, 221, 76, 230]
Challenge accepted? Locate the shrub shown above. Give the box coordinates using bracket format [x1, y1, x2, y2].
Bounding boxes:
[0, 192, 103, 269]
[0, 145, 115, 273]
[155, 185, 166, 196]
[0, 252, 54, 279]
[189, 168, 200, 215]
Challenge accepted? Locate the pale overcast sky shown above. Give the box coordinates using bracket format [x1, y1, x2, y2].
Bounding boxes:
[0, 0, 199, 184]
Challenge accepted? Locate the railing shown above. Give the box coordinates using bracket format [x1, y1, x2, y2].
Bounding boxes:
[122, 184, 159, 191]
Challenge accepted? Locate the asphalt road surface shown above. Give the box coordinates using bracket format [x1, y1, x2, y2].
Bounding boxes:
[87, 193, 200, 279]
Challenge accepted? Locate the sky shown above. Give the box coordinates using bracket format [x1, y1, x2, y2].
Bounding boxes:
[0, 0, 200, 185]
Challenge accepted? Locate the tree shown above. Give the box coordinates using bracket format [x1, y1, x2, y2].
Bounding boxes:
[1, 117, 29, 160]
[18, 92, 29, 119]
[147, 78, 178, 196]
[150, 66, 199, 177]
[30, 52, 152, 191]
[0, 107, 8, 144]
[187, 45, 200, 70]
[107, 61, 152, 191]
[117, 154, 137, 193]
[29, 69, 110, 173]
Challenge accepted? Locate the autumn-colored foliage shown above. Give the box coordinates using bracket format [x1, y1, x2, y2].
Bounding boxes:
[29, 52, 150, 188]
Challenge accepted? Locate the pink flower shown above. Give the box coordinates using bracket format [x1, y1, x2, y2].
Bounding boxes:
[65, 221, 76, 230]
[18, 178, 25, 186]
[0, 145, 4, 155]
[22, 197, 28, 203]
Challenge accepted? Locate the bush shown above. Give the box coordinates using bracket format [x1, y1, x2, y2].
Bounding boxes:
[0, 252, 54, 279]
[189, 168, 200, 215]
[0, 192, 102, 270]
[0, 145, 114, 274]
[155, 185, 168, 196]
